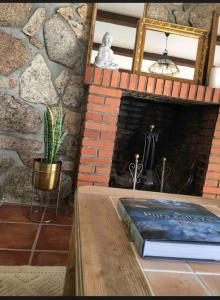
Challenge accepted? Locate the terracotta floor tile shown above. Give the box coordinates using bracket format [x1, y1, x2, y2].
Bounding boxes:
[28, 206, 45, 223]
[0, 250, 30, 265]
[36, 225, 72, 251]
[131, 242, 192, 272]
[198, 275, 220, 295]
[145, 271, 209, 296]
[139, 257, 192, 272]
[31, 251, 68, 266]
[0, 223, 38, 249]
[43, 206, 74, 225]
[188, 261, 220, 274]
[0, 204, 32, 223]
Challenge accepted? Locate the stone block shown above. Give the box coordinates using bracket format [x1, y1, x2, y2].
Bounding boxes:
[63, 75, 85, 107]
[146, 3, 175, 23]
[55, 70, 70, 95]
[76, 4, 93, 23]
[0, 135, 41, 153]
[189, 4, 220, 31]
[0, 94, 43, 133]
[59, 135, 79, 160]
[64, 109, 81, 136]
[57, 6, 88, 41]
[20, 54, 59, 105]
[44, 15, 83, 68]
[22, 7, 46, 36]
[0, 3, 32, 27]
[0, 153, 14, 175]
[0, 32, 29, 76]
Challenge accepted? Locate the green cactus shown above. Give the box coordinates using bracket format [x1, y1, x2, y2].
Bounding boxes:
[43, 101, 67, 164]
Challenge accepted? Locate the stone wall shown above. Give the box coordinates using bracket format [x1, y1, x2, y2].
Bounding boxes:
[146, 3, 220, 32]
[0, 3, 92, 204]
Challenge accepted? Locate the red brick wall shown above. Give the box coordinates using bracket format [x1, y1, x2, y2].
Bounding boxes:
[77, 66, 220, 199]
[203, 108, 220, 199]
[84, 66, 220, 103]
[77, 85, 122, 187]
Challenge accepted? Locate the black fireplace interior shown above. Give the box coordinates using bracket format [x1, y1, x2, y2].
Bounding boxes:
[110, 95, 219, 196]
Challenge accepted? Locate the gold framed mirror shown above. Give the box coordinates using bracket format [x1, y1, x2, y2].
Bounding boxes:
[86, 3, 148, 72]
[206, 11, 220, 87]
[133, 18, 208, 84]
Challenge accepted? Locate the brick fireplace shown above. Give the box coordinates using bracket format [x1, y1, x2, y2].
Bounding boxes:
[77, 65, 220, 199]
[110, 95, 219, 196]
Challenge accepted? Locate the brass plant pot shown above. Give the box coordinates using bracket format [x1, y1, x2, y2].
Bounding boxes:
[32, 158, 62, 191]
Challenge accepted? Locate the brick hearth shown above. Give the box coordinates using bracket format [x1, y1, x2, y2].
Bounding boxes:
[77, 65, 220, 199]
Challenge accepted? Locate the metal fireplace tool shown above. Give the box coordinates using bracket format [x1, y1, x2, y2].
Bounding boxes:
[129, 154, 143, 190]
[155, 157, 172, 192]
[129, 125, 171, 191]
[141, 124, 159, 189]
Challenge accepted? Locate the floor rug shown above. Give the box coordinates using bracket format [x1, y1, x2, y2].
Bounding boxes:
[0, 266, 66, 296]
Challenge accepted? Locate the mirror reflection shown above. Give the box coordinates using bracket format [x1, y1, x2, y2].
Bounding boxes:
[142, 29, 199, 80]
[91, 3, 146, 71]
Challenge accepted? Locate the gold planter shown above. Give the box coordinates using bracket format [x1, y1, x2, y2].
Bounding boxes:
[32, 158, 62, 191]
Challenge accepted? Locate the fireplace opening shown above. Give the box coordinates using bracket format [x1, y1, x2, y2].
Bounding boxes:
[110, 95, 219, 196]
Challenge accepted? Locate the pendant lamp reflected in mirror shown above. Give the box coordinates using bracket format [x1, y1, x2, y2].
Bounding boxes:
[148, 32, 179, 76]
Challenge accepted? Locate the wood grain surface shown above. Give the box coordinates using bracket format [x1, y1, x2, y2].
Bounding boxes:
[64, 186, 220, 296]
[78, 192, 151, 296]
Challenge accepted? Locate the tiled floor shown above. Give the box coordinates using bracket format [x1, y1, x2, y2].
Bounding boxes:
[0, 203, 73, 266]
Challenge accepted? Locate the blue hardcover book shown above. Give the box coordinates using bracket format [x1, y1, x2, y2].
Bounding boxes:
[117, 197, 220, 261]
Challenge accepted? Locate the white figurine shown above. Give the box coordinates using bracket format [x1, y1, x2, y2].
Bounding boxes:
[94, 32, 119, 70]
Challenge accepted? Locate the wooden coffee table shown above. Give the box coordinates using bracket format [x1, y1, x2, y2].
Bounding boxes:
[64, 186, 220, 296]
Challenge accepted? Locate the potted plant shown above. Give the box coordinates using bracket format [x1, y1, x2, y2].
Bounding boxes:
[32, 101, 67, 191]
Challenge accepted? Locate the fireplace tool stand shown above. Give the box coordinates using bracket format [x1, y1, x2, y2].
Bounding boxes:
[141, 124, 159, 190]
[128, 124, 159, 190]
[129, 154, 143, 189]
[129, 125, 172, 192]
[155, 157, 172, 192]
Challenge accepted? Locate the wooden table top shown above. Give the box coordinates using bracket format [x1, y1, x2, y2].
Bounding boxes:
[64, 186, 220, 296]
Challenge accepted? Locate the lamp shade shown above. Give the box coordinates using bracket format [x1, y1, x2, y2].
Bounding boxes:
[148, 32, 179, 77]
[148, 51, 179, 76]
[209, 66, 220, 88]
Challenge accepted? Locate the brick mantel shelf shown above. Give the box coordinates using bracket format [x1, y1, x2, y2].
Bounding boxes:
[77, 65, 220, 200]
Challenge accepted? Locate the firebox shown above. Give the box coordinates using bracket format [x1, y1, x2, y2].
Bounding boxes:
[77, 66, 220, 200]
[110, 95, 219, 196]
